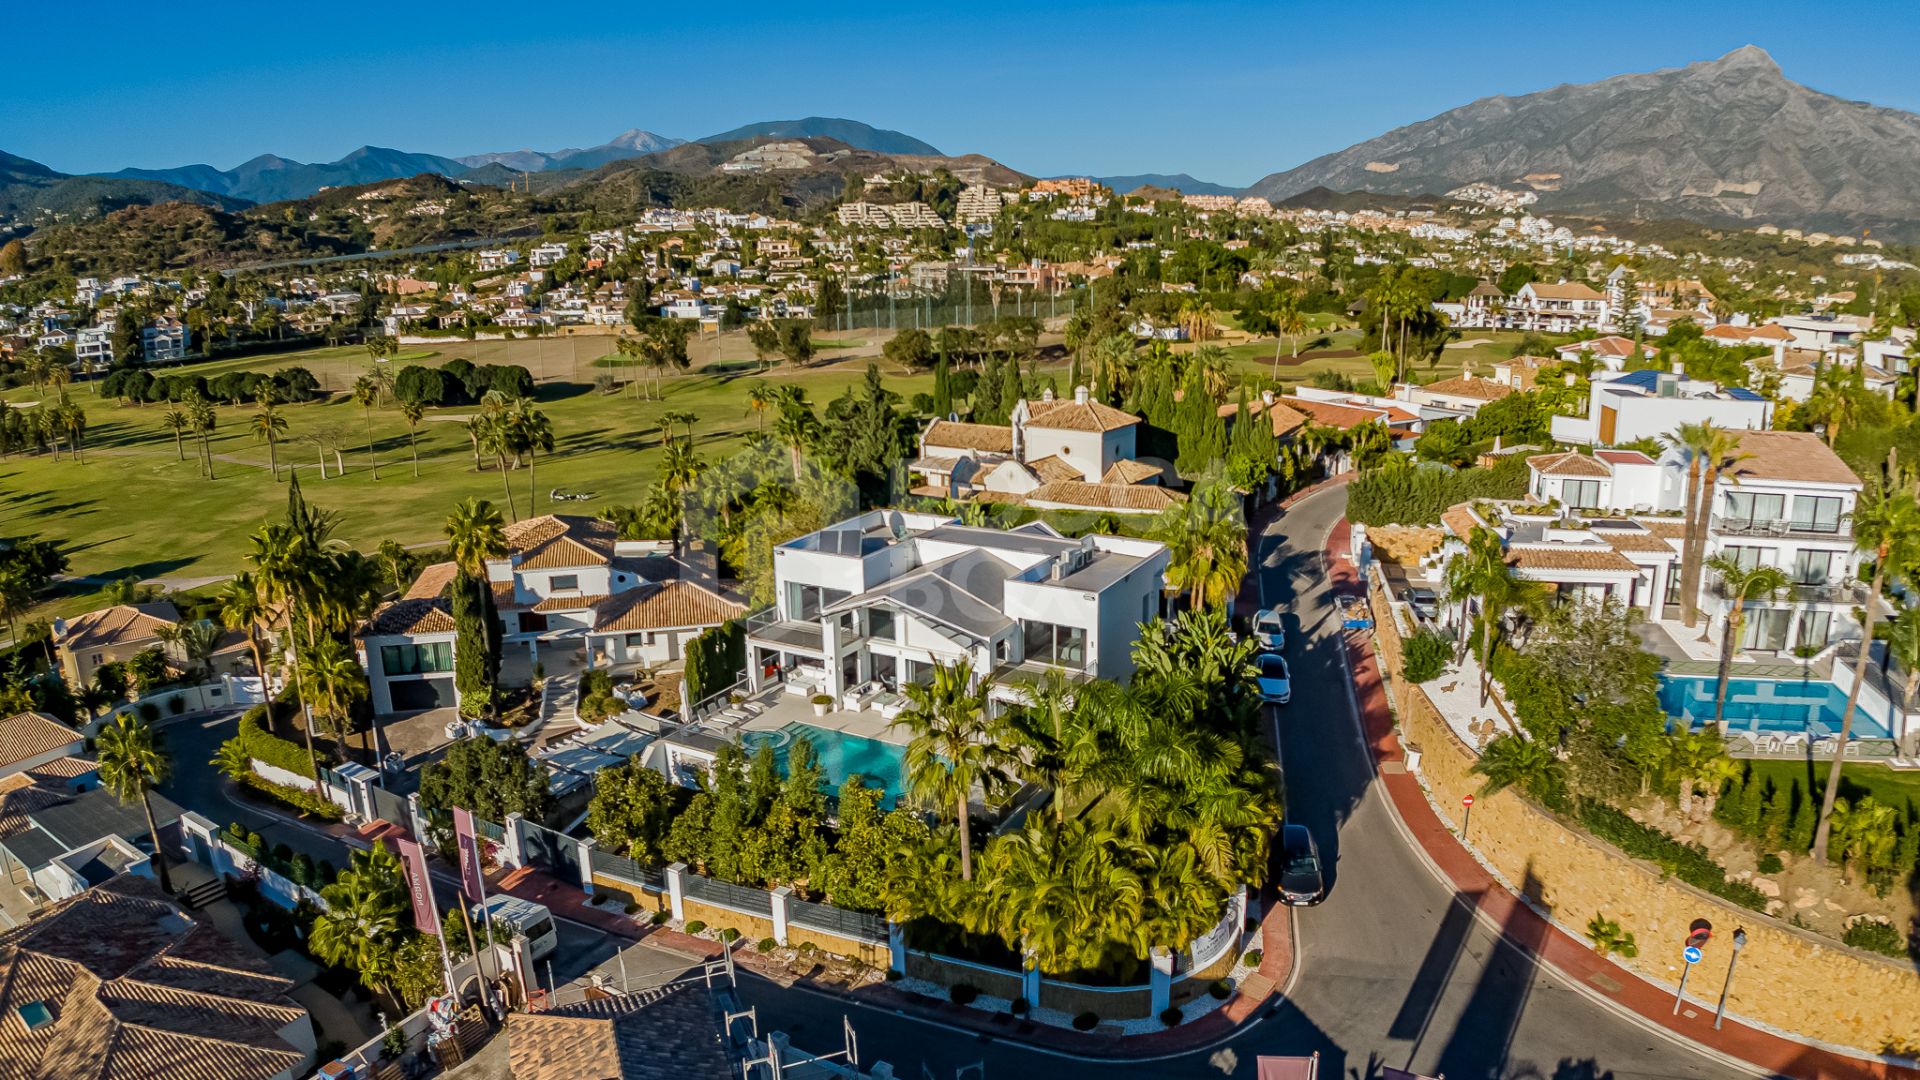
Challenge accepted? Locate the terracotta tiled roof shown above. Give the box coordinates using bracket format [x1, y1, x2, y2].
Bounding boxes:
[1023, 397, 1140, 432]
[1441, 506, 1484, 541]
[0, 773, 62, 837]
[923, 419, 1013, 454]
[1723, 430, 1861, 487]
[508, 983, 728, 1080]
[1100, 460, 1162, 485]
[1556, 335, 1642, 358]
[1594, 450, 1655, 466]
[1419, 376, 1513, 402]
[1025, 481, 1186, 512]
[1026, 455, 1082, 483]
[594, 582, 745, 633]
[0, 874, 308, 1080]
[1525, 281, 1606, 302]
[403, 561, 459, 601]
[505, 514, 619, 570]
[533, 593, 608, 612]
[1282, 397, 1393, 431]
[21, 756, 94, 785]
[0, 713, 82, 772]
[364, 599, 455, 636]
[1527, 451, 1613, 479]
[1602, 530, 1680, 554]
[1749, 324, 1795, 342]
[1506, 546, 1639, 572]
[1220, 398, 1309, 440]
[910, 455, 960, 474]
[55, 604, 179, 653]
[1638, 519, 1688, 539]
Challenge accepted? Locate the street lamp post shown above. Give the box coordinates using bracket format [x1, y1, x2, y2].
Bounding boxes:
[1713, 928, 1747, 1030]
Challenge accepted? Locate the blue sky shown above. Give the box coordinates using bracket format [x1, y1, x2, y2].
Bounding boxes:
[8, 0, 1919, 186]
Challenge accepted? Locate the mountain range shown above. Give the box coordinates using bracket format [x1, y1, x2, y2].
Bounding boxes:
[1079, 173, 1237, 196]
[1246, 45, 1920, 238]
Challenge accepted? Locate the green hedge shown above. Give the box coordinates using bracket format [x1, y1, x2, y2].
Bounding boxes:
[229, 707, 317, 780]
[1577, 801, 1767, 911]
[1347, 455, 1531, 526]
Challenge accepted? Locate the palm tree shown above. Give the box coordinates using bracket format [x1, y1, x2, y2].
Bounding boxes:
[660, 409, 698, 445]
[898, 658, 1013, 881]
[462, 415, 488, 472]
[1474, 567, 1546, 706]
[1663, 423, 1748, 628]
[1886, 606, 1920, 717]
[445, 497, 509, 579]
[310, 845, 407, 1002]
[155, 618, 221, 681]
[96, 714, 174, 893]
[0, 565, 37, 646]
[398, 398, 426, 478]
[1471, 734, 1563, 801]
[1150, 480, 1247, 612]
[770, 392, 817, 482]
[1664, 727, 1736, 821]
[218, 573, 272, 693]
[476, 396, 521, 520]
[351, 375, 381, 479]
[252, 401, 288, 481]
[1813, 485, 1920, 862]
[1703, 554, 1791, 729]
[300, 635, 369, 758]
[1004, 668, 1081, 824]
[1828, 797, 1900, 883]
[161, 407, 191, 461]
[507, 399, 554, 511]
[745, 386, 772, 431]
[187, 393, 217, 479]
[1444, 526, 1506, 663]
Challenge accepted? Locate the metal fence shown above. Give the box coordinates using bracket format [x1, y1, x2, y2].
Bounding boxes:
[522, 820, 582, 888]
[472, 816, 507, 843]
[588, 847, 665, 893]
[786, 897, 886, 943]
[681, 873, 775, 917]
[369, 786, 411, 828]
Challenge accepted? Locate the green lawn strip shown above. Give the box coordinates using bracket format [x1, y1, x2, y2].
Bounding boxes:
[1741, 758, 1920, 814]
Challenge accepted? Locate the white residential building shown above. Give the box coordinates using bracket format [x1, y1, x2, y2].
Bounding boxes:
[1509, 281, 1611, 333]
[1549, 367, 1772, 447]
[743, 511, 1170, 705]
[475, 249, 521, 271]
[141, 318, 189, 363]
[359, 516, 742, 714]
[74, 326, 113, 370]
[529, 242, 571, 268]
[1768, 313, 1873, 354]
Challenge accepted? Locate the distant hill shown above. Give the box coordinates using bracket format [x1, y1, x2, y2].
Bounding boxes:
[696, 117, 941, 156]
[1244, 46, 1920, 239]
[107, 146, 470, 204]
[1275, 186, 1447, 213]
[0, 151, 245, 229]
[1081, 173, 1238, 196]
[456, 129, 684, 173]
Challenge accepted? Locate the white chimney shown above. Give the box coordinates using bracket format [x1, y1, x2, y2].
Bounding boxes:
[1671, 360, 1685, 376]
[1564, 372, 1576, 387]
[1042, 386, 1056, 402]
[1074, 385, 1089, 405]
[1261, 389, 1276, 406]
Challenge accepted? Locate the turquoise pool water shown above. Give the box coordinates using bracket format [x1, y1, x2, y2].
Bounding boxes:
[739, 722, 913, 807]
[1656, 674, 1892, 740]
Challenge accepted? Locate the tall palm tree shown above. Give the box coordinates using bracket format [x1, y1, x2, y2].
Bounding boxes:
[444, 498, 509, 578]
[161, 407, 191, 461]
[351, 375, 381, 480]
[187, 393, 217, 480]
[771, 392, 817, 482]
[299, 635, 369, 758]
[1004, 668, 1080, 824]
[1474, 565, 1546, 706]
[1150, 481, 1247, 612]
[218, 572, 271, 693]
[398, 398, 425, 478]
[1663, 727, 1735, 821]
[251, 401, 288, 481]
[1703, 554, 1791, 729]
[507, 398, 554, 511]
[898, 658, 1012, 881]
[1813, 485, 1920, 862]
[0, 565, 37, 646]
[1444, 526, 1506, 664]
[476, 396, 521, 520]
[745, 386, 772, 431]
[1663, 423, 1749, 628]
[97, 714, 174, 893]
[1885, 605, 1920, 718]
[310, 845, 406, 1002]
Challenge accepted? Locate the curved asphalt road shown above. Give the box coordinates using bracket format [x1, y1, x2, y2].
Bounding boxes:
[737, 484, 1751, 1080]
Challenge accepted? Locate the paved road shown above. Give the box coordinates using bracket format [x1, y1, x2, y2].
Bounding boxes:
[735, 485, 1749, 1080]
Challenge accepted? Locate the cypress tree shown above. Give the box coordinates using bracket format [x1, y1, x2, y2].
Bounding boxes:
[452, 575, 496, 718]
[997, 355, 1024, 418]
[932, 351, 953, 418]
[975, 353, 1003, 423]
[1761, 784, 1791, 847]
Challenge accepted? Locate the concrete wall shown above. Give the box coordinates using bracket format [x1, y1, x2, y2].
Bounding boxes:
[1370, 577, 1920, 1052]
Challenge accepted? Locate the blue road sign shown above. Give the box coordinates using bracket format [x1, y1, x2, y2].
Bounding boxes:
[1683, 945, 1703, 965]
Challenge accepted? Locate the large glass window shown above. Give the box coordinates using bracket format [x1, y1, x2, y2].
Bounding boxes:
[549, 574, 579, 592]
[1022, 620, 1088, 668]
[1793, 549, 1838, 585]
[1722, 491, 1785, 528]
[1563, 479, 1602, 509]
[1718, 546, 1764, 571]
[1800, 610, 1833, 649]
[1791, 496, 1844, 533]
[784, 583, 849, 621]
[380, 642, 453, 675]
[867, 607, 896, 642]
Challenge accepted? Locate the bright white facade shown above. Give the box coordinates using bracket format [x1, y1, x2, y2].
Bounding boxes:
[1550, 367, 1773, 446]
[745, 511, 1170, 703]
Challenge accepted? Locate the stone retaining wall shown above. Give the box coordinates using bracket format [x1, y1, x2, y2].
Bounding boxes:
[1369, 577, 1920, 1052]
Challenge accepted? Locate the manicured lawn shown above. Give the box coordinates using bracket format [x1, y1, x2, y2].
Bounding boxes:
[1741, 758, 1920, 813]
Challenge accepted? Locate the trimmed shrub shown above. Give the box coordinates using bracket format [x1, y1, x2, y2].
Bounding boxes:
[1842, 919, 1911, 959]
[1241, 949, 1263, 968]
[136, 702, 161, 723]
[717, 927, 740, 943]
[167, 694, 188, 715]
[1576, 801, 1767, 911]
[950, 983, 979, 1006]
[1347, 455, 1530, 526]
[1160, 1007, 1183, 1027]
[1402, 631, 1449, 683]
[683, 920, 706, 934]
[756, 937, 778, 953]
[1009, 996, 1029, 1015]
[650, 910, 670, 925]
[1757, 853, 1784, 875]
[1072, 1011, 1099, 1031]
[1209, 979, 1233, 1000]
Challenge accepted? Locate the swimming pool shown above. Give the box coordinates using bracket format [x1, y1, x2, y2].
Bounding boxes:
[1656, 674, 1892, 740]
[738, 722, 913, 807]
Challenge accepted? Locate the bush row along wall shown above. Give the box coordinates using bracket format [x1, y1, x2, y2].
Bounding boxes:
[1369, 574, 1920, 1052]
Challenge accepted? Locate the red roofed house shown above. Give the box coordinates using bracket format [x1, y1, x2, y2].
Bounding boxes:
[911, 386, 1174, 514]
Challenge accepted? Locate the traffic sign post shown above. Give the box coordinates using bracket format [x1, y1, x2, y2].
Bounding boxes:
[1461, 794, 1474, 839]
[1673, 919, 1712, 1015]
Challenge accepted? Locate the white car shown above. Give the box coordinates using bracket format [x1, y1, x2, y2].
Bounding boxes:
[1253, 609, 1286, 652]
[1256, 652, 1292, 706]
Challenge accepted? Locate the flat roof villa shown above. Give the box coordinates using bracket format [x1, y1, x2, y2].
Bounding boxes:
[655, 510, 1169, 799]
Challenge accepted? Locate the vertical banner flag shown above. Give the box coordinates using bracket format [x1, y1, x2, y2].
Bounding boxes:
[395, 837, 439, 936]
[452, 807, 487, 904]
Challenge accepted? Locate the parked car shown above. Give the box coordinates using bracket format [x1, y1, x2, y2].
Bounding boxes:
[1279, 824, 1325, 905]
[1405, 587, 1439, 621]
[1255, 652, 1292, 705]
[1253, 608, 1286, 651]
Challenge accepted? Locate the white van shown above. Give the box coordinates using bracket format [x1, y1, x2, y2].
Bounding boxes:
[474, 895, 558, 962]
